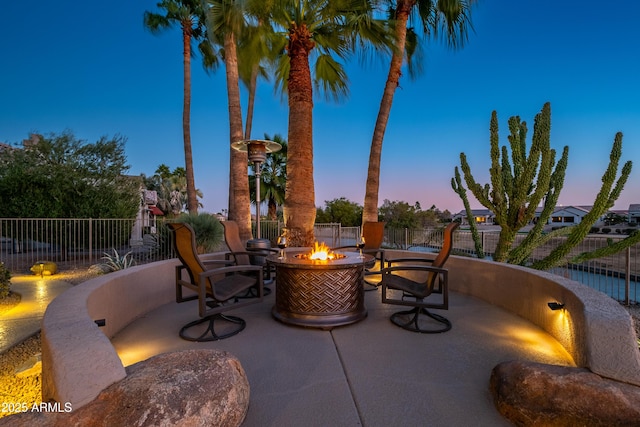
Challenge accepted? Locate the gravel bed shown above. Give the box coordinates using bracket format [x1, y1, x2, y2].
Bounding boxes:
[0, 333, 41, 419]
[0, 269, 101, 420]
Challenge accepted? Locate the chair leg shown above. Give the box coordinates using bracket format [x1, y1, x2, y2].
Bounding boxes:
[238, 285, 270, 298]
[390, 307, 452, 333]
[179, 313, 246, 342]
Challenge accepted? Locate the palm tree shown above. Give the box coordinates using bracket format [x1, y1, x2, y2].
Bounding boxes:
[249, 134, 288, 220]
[144, 0, 212, 215]
[362, 0, 476, 223]
[270, 0, 391, 246]
[143, 165, 203, 215]
[239, 1, 278, 140]
[204, 0, 253, 241]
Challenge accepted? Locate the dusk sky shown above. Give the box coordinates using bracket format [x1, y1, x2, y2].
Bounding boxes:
[2, 1, 639, 215]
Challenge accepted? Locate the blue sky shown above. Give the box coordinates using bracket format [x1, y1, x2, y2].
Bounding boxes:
[2, 1, 639, 215]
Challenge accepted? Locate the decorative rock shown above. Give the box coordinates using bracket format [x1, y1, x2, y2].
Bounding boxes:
[1, 349, 249, 427]
[490, 360, 640, 426]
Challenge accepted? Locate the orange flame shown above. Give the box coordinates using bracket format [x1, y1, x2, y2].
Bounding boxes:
[309, 241, 334, 260]
[295, 242, 346, 261]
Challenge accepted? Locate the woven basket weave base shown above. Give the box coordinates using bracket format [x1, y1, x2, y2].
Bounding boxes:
[273, 264, 367, 329]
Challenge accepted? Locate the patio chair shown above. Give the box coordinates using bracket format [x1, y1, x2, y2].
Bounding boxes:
[222, 221, 278, 295]
[381, 222, 459, 333]
[333, 221, 386, 289]
[167, 222, 264, 342]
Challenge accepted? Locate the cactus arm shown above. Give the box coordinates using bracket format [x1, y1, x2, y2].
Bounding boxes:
[570, 231, 640, 265]
[451, 168, 485, 258]
[532, 136, 632, 270]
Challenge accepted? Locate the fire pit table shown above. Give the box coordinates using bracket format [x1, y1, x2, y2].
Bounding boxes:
[267, 249, 373, 329]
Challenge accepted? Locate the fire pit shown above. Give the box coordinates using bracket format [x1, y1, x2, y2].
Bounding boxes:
[267, 245, 373, 329]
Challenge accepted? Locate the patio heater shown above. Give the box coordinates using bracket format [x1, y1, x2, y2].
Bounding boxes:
[231, 139, 282, 248]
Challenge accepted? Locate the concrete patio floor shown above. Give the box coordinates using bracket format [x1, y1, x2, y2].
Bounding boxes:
[111, 284, 575, 427]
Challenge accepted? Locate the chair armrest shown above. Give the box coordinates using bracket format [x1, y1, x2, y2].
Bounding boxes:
[381, 264, 447, 276]
[385, 257, 434, 267]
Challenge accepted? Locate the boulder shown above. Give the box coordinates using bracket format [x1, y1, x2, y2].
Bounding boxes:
[1, 349, 249, 427]
[490, 360, 640, 426]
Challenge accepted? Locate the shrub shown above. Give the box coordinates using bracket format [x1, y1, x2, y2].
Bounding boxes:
[175, 213, 224, 254]
[101, 249, 136, 272]
[590, 227, 600, 234]
[602, 228, 611, 234]
[0, 262, 11, 299]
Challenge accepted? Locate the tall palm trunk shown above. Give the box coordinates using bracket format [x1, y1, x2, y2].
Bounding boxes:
[225, 31, 252, 241]
[182, 25, 198, 214]
[244, 63, 259, 140]
[363, 1, 413, 223]
[283, 23, 316, 247]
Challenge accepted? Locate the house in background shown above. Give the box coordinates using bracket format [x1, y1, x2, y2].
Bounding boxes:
[628, 204, 640, 224]
[549, 205, 592, 225]
[452, 209, 495, 225]
[454, 204, 634, 227]
[130, 189, 164, 246]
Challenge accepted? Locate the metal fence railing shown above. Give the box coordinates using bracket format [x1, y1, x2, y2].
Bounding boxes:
[380, 227, 639, 305]
[1, 218, 637, 304]
[0, 218, 176, 274]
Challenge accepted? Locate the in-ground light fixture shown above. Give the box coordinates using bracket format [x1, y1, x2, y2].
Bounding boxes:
[547, 301, 565, 311]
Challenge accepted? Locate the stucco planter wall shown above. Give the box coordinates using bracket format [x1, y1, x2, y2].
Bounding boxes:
[41, 252, 640, 408]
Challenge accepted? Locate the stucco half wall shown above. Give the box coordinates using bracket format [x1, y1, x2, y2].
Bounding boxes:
[41, 252, 640, 408]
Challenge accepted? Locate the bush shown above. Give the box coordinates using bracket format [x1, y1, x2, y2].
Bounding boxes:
[176, 213, 224, 254]
[602, 228, 611, 234]
[101, 249, 136, 272]
[0, 262, 11, 299]
[590, 227, 600, 234]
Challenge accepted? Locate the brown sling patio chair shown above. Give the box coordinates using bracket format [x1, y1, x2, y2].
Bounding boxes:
[222, 220, 278, 295]
[167, 222, 264, 342]
[381, 222, 459, 333]
[333, 221, 386, 289]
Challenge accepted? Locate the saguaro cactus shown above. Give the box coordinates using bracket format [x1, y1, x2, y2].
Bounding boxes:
[453, 102, 638, 269]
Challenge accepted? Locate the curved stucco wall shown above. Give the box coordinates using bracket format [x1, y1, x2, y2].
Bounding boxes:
[41, 252, 640, 408]
[443, 255, 640, 385]
[41, 259, 181, 406]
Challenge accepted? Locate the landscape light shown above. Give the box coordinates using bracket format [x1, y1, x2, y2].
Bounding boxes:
[547, 302, 565, 311]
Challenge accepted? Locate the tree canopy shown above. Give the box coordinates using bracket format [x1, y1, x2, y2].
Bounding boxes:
[0, 132, 140, 218]
[316, 197, 363, 226]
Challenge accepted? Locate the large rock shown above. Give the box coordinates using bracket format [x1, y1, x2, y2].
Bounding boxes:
[2, 349, 249, 427]
[490, 360, 640, 426]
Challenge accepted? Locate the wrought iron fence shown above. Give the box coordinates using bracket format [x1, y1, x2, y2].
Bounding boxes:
[1, 218, 637, 304]
[378, 226, 639, 305]
[0, 218, 175, 274]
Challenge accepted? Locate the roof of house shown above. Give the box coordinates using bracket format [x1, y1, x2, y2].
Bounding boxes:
[148, 206, 164, 216]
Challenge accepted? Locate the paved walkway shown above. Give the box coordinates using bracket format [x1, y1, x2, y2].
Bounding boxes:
[0, 275, 72, 354]
[111, 287, 575, 426]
